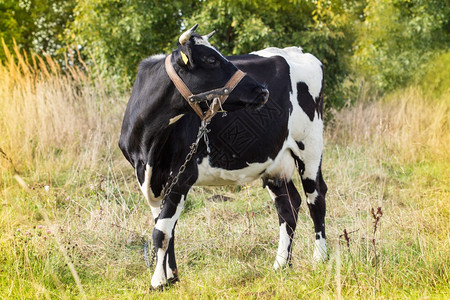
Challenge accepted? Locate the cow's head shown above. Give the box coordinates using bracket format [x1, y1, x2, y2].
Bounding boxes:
[170, 24, 269, 113]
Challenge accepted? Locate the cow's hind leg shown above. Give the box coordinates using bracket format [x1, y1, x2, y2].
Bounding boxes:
[303, 167, 327, 261]
[266, 179, 302, 269]
[297, 139, 328, 262]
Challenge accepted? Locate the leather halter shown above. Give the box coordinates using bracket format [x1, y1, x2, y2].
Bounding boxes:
[165, 54, 246, 123]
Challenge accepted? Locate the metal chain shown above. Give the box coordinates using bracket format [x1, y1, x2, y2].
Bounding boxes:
[144, 239, 155, 268]
[144, 120, 210, 268]
[160, 120, 210, 209]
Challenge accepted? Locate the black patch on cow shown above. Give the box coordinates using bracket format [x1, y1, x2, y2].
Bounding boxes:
[152, 228, 165, 249]
[262, 176, 284, 188]
[201, 97, 289, 169]
[297, 82, 317, 122]
[135, 161, 146, 186]
[293, 155, 305, 176]
[315, 233, 321, 240]
[302, 178, 316, 194]
[267, 180, 302, 265]
[167, 229, 178, 276]
[297, 141, 305, 150]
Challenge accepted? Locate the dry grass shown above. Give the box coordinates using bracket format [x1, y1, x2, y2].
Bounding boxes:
[0, 46, 449, 298]
[0, 41, 124, 175]
[327, 87, 450, 163]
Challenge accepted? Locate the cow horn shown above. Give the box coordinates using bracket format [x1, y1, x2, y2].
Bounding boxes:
[203, 30, 216, 41]
[179, 24, 199, 45]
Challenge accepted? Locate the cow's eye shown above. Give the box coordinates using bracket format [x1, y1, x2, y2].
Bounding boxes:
[206, 56, 217, 64]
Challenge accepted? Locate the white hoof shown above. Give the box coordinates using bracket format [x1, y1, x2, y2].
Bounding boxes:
[273, 255, 288, 270]
[313, 237, 327, 262]
[151, 274, 167, 290]
[151, 258, 167, 289]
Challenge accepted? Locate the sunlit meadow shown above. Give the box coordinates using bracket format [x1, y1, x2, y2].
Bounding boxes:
[1, 46, 448, 299]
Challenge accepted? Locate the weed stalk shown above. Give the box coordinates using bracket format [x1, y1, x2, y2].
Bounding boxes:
[340, 228, 360, 296]
[371, 206, 383, 292]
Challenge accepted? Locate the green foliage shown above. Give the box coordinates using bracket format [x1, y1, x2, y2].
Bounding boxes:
[294, 0, 365, 108]
[187, 0, 361, 108]
[2, 0, 448, 105]
[186, 0, 312, 55]
[0, 0, 34, 56]
[353, 0, 450, 92]
[0, 0, 74, 60]
[70, 0, 199, 85]
[420, 51, 450, 98]
[67, 0, 361, 106]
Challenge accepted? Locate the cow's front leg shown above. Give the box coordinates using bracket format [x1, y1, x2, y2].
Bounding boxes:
[151, 193, 186, 289]
[165, 226, 179, 284]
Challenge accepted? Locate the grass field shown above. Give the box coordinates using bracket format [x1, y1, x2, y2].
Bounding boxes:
[1, 47, 449, 299]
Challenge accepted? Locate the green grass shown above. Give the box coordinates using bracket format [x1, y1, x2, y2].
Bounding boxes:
[0, 49, 449, 298]
[1, 139, 448, 299]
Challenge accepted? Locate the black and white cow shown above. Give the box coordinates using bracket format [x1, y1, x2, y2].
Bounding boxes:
[119, 25, 327, 290]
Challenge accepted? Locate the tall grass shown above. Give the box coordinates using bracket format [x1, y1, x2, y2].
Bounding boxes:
[328, 88, 449, 164]
[0, 41, 124, 176]
[0, 44, 449, 298]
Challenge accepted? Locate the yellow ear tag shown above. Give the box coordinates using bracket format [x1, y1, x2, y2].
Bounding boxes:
[181, 51, 189, 65]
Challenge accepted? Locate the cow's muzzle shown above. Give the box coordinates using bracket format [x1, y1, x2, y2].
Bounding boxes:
[259, 88, 270, 104]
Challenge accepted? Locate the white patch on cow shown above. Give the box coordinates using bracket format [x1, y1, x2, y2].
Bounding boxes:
[193, 36, 213, 47]
[264, 137, 298, 179]
[137, 164, 163, 219]
[166, 253, 174, 280]
[313, 231, 327, 262]
[154, 196, 185, 239]
[138, 166, 150, 201]
[306, 190, 318, 205]
[152, 54, 166, 60]
[151, 248, 167, 288]
[168, 114, 185, 125]
[298, 123, 323, 178]
[266, 186, 277, 202]
[151, 196, 185, 288]
[141, 54, 166, 65]
[150, 206, 162, 222]
[195, 157, 272, 185]
[273, 222, 291, 269]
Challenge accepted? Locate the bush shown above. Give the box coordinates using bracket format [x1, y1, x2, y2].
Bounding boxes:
[420, 52, 450, 99]
[353, 0, 449, 92]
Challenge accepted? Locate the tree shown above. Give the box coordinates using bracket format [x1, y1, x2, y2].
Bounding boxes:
[0, 0, 74, 60]
[186, 0, 361, 108]
[0, 0, 35, 59]
[69, 0, 362, 106]
[353, 0, 450, 91]
[70, 0, 200, 85]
